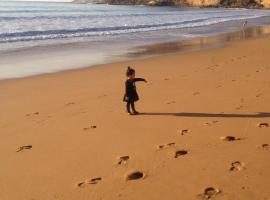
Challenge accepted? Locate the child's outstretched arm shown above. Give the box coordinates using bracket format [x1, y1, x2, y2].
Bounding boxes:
[133, 78, 147, 82]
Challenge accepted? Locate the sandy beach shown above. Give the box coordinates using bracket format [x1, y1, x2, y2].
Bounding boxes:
[1, 32, 270, 200]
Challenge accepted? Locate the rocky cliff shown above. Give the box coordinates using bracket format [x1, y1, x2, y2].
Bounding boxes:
[74, 0, 270, 7]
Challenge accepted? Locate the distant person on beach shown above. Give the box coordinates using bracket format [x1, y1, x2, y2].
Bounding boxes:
[242, 20, 247, 30]
[123, 66, 147, 115]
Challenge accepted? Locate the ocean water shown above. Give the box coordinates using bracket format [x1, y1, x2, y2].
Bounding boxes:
[1, 1, 270, 79]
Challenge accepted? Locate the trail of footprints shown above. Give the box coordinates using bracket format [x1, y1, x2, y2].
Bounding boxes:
[20, 114, 269, 198]
[75, 121, 269, 199]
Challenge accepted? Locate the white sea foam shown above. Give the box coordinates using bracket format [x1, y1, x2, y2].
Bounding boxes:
[0, 1, 270, 80]
[1, 1, 270, 43]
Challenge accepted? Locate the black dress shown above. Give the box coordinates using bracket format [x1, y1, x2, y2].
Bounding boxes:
[123, 78, 145, 102]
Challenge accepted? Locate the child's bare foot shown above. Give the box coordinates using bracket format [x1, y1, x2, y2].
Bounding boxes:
[128, 111, 139, 115]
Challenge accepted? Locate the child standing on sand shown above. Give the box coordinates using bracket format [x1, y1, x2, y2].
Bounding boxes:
[123, 66, 147, 115]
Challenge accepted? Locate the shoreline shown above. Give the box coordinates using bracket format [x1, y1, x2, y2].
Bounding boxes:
[1, 22, 270, 84]
[1, 5, 270, 80]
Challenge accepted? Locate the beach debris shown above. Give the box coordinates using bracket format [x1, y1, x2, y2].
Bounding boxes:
[229, 161, 245, 171]
[198, 187, 221, 199]
[220, 136, 240, 141]
[77, 177, 102, 188]
[117, 155, 130, 165]
[16, 145, 32, 152]
[258, 122, 269, 128]
[126, 171, 145, 181]
[174, 150, 188, 158]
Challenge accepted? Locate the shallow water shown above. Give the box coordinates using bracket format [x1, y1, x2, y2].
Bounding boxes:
[1, 1, 270, 80]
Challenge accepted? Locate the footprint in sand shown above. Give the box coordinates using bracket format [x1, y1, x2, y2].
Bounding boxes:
[157, 142, 176, 150]
[261, 144, 269, 150]
[256, 93, 262, 98]
[117, 155, 130, 165]
[16, 145, 32, 152]
[220, 136, 241, 141]
[77, 177, 102, 188]
[193, 92, 200, 95]
[204, 121, 219, 126]
[26, 112, 39, 117]
[83, 125, 97, 130]
[207, 67, 215, 71]
[236, 105, 244, 110]
[198, 187, 221, 199]
[258, 122, 269, 128]
[166, 101, 176, 105]
[230, 161, 245, 171]
[65, 102, 75, 106]
[98, 94, 107, 98]
[179, 129, 189, 135]
[126, 171, 145, 181]
[174, 150, 188, 158]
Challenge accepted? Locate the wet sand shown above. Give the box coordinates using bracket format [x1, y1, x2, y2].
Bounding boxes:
[0, 29, 270, 200]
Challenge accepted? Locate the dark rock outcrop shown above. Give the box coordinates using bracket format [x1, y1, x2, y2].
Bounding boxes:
[73, 0, 269, 7]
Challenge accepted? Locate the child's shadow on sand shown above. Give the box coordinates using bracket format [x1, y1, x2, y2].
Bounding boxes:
[140, 112, 270, 118]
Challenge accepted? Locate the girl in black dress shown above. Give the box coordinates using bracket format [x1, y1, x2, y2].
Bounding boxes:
[123, 66, 147, 115]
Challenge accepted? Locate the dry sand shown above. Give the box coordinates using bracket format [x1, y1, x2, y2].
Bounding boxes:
[0, 33, 270, 200]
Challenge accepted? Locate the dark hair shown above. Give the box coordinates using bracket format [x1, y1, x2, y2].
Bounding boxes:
[126, 66, 135, 76]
